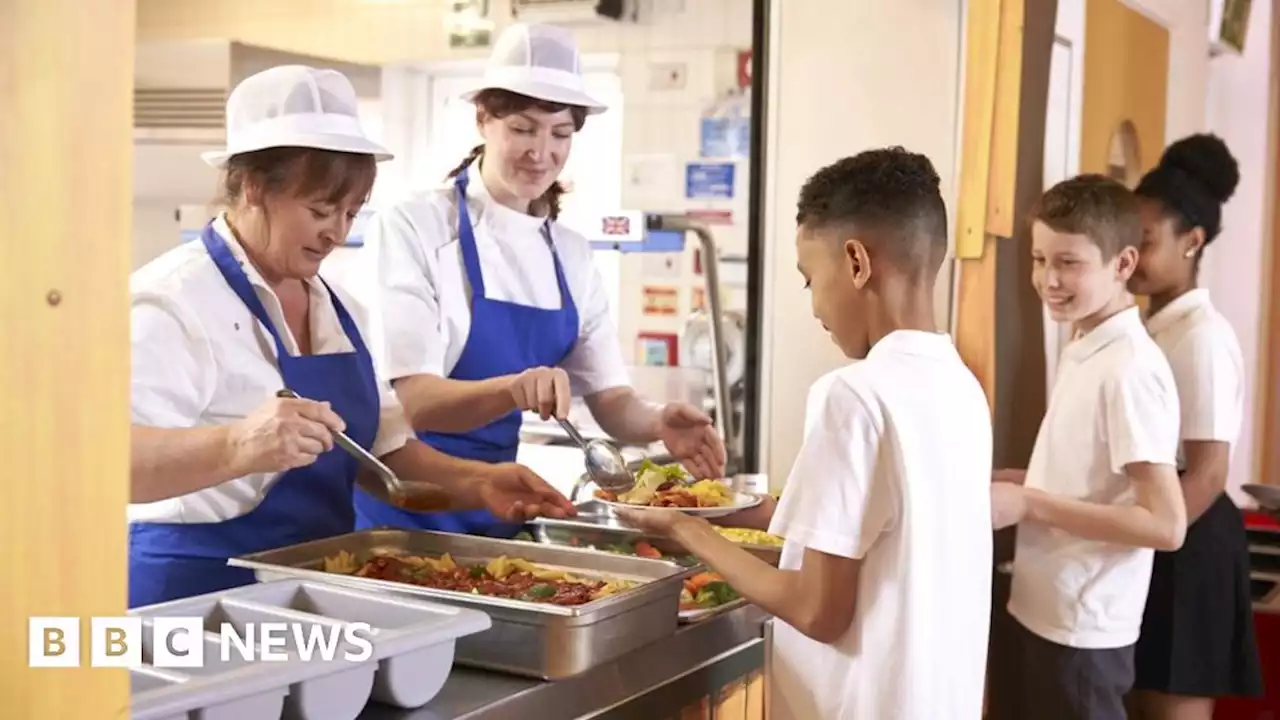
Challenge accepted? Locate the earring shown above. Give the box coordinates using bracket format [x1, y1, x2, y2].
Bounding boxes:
[1184, 249, 1196, 258]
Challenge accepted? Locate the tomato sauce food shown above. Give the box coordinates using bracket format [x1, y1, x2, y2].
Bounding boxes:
[324, 551, 634, 607]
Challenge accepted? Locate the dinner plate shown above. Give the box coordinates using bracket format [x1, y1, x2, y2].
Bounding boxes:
[598, 491, 763, 519]
[1243, 483, 1280, 511]
[678, 604, 731, 623]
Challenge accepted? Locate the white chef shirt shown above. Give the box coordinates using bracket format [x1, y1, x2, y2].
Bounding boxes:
[1145, 289, 1244, 465]
[128, 215, 413, 524]
[767, 331, 993, 720]
[1009, 307, 1180, 649]
[365, 173, 630, 395]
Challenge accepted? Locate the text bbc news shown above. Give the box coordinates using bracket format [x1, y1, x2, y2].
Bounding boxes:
[28, 616, 375, 668]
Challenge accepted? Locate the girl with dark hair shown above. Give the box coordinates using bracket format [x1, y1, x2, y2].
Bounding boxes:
[358, 24, 726, 537]
[1127, 133, 1264, 718]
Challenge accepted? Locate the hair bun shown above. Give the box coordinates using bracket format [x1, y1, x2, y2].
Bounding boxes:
[1157, 133, 1239, 205]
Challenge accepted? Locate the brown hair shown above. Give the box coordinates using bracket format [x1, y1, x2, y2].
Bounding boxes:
[445, 88, 589, 221]
[1031, 174, 1141, 258]
[220, 146, 377, 208]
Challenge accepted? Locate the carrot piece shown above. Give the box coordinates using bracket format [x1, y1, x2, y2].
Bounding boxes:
[686, 571, 720, 592]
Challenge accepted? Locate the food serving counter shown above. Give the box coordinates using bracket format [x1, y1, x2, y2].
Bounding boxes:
[198, 500, 780, 720]
[360, 604, 769, 720]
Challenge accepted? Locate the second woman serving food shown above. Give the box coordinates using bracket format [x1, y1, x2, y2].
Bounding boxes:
[358, 23, 726, 537]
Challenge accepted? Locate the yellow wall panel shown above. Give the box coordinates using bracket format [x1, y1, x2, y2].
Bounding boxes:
[137, 0, 458, 65]
[0, 0, 134, 716]
[1079, 0, 1170, 181]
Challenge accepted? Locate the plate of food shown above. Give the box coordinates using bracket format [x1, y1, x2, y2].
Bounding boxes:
[593, 460, 762, 518]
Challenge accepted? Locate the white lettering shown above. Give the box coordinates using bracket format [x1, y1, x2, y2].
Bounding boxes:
[291, 623, 341, 662]
[220, 623, 255, 662]
[342, 623, 374, 662]
[258, 622, 290, 661]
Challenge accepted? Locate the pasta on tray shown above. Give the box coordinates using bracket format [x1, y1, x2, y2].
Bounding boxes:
[594, 460, 735, 508]
[322, 550, 636, 606]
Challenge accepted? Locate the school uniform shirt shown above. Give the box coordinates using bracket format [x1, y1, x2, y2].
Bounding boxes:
[1146, 288, 1244, 463]
[1008, 307, 1180, 649]
[128, 215, 414, 524]
[366, 175, 630, 394]
[767, 331, 994, 720]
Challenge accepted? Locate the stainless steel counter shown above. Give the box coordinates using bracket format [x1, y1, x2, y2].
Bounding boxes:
[359, 605, 770, 720]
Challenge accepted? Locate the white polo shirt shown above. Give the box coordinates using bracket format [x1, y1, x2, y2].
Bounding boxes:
[364, 175, 630, 395]
[1146, 289, 1244, 464]
[767, 331, 993, 720]
[1009, 307, 1180, 649]
[128, 215, 413, 524]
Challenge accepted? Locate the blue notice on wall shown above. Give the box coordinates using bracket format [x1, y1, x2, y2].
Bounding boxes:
[699, 116, 751, 159]
[685, 162, 736, 200]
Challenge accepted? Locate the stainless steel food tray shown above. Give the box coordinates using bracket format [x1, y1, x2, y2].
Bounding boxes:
[526, 510, 783, 624]
[229, 529, 693, 679]
[128, 578, 491, 720]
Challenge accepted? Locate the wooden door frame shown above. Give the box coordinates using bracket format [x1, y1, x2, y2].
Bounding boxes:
[1258, 11, 1280, 488]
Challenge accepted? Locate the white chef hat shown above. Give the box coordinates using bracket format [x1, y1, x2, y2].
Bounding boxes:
[459, 24, 608, 115]
[201, 65, 394, 168]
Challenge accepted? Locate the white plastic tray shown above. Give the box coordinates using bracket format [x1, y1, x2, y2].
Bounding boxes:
[128, 578, 492, 720]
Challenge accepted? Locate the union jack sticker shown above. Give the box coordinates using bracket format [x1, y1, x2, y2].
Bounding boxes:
[601, 216, 632, 236]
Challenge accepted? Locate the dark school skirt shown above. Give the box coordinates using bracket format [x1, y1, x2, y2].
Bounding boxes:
[1133, 492, 1264, 697]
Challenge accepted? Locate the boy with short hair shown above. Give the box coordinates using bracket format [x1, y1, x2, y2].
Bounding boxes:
[989, 174, 1187, 720]
[618, 147, 994, 719]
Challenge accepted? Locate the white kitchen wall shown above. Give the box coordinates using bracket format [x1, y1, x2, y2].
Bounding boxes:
[1200, 0, 1274, 498]
[757, 0, 965, 483]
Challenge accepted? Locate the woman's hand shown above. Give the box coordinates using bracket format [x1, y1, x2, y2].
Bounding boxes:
[656, 403, 727, 479]
[227, 396, 346, 475]
[466, 462, 577, 522]
[507, 366, 572, 420]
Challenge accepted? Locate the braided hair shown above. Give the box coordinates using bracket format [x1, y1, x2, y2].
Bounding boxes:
[1134, 133, 1240, 255]
[447, 88, 588, 221]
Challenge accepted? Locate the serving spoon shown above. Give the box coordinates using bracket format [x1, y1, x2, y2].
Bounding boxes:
[276, 389, 450, 512]
[555, 417, 635, 494]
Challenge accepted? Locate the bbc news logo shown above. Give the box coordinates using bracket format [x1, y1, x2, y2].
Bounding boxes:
[29, 617, 374, 668]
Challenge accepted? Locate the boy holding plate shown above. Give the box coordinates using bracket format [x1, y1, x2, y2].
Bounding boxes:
[617, 147, 995, 720]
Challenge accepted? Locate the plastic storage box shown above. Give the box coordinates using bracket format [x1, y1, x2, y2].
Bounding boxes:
[128, 578, 492, 720]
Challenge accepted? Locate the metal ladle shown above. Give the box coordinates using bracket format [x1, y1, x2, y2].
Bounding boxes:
[275, 389, 448, 512]
[555, 417, 635, 494]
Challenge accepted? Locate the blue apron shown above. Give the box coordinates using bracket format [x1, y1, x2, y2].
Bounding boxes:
[353, 166, 580, 537]
[128, 223, 380, 608]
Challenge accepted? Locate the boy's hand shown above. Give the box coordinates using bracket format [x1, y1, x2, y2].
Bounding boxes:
[991, 483, 1030, 529]
[992, 469, 1027, 485]
[614, 507, 697, 536]
[709, 492, 777, 531]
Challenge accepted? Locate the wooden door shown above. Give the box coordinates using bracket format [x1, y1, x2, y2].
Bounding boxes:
[1079, 0, 1170, 182]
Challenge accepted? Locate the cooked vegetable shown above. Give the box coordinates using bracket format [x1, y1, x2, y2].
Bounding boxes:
[695, 581, 739, 607]
[633, 540, 663, 559]
[680, 571, 742, 611]
[714, 527, 784, 547]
